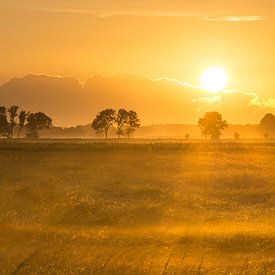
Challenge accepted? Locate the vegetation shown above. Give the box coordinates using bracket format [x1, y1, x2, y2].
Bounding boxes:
[25, 112, 52, 139]
[124, 110, 140, 138]
[1, 104, 275, 140]
[7, 105, 19, 139]
[0, 141, 274, 273]
[0, 106, 52, 139]
[259, 113, 275, 139]
[17, 110, 29, 138]
[92, 109, 140, 139]
[114, 108, 129, 138]
[0, 106, 9, 137]
[198, 111, 228, 140]
[92, 108, 116, 139]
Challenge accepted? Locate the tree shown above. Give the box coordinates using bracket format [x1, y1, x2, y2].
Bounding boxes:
[7, 105, 19, 139]
[26, 112, 52, 139]
[198, 112, 228, 140]
[125, 110, 140, 138]
[0, 106, 9, 138]
[92, 109, 116, 139]
[17, 110, 29, 138]
[259, 113, 275, 139]
[114, 109, 128, 139]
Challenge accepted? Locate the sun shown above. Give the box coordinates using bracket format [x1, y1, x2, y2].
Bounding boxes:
[200, 67, 228, 93]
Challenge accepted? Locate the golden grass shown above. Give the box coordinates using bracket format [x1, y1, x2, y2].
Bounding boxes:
[0, 141, 274, 273]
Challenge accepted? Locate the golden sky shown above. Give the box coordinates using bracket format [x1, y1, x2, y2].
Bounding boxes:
[0, 0, 274, 100]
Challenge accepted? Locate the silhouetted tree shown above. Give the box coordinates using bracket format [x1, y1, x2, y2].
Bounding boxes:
[198, 112, 228, 140]
[17, 110, 29, 138]
[0, 106, 9, 138]
[259, 113, 275, 139]
[7, 105, 19, 139]
[125, 110, 140, 138]
[26, 112, 52, 139]
[92, 109, 116, 139]
[114, 109, 128, 139]
[185, 134, 190, 140]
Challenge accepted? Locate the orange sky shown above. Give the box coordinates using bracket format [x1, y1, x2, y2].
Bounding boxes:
[0, 0, 274, 99]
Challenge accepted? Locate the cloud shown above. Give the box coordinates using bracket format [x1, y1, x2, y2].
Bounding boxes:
[0, 1, 268, 21]
[0, 4, 198, 18]
[0, 73, 274, 127]
[204, 16, 265, 22]
[249, 95, 275, 108]
[192, 96, 221, 104]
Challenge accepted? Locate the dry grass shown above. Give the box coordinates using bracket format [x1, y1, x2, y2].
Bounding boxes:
[0, 141, 274, 274]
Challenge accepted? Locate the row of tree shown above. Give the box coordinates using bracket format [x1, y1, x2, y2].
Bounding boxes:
[1, 105, 274, 140]
[0, 106, 141, 139]
[197, 112, 275, 140]
[91, 110, 275, 140]
[90, 110, 231, 140]
[92, 109, 140, 139]
[0, 105, 52, 139]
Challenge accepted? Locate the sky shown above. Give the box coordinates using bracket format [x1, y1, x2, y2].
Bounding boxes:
[0, 0, 274, 125]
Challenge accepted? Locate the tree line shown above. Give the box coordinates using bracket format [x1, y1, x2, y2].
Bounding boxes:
[1, 105, 275, 140]
[92, 108, 140, 139]
[0, 106, 141, 139]
[197, 111, 275, 140]
[0, 105, 52, 139]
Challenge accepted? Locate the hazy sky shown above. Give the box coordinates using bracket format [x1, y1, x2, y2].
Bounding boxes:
[0, 0, 274, 98]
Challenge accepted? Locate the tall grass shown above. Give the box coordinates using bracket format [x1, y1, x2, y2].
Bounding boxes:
[0, 141, 274, 273]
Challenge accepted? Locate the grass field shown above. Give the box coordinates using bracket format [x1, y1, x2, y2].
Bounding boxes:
[0, 141, 274, 274]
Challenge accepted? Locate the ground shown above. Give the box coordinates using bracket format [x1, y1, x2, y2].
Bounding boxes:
[0, 140, 274, 274]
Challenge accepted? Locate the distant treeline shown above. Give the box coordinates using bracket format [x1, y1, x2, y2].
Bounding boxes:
[1, 105, 275, 140]
[91, 109, 275, 140]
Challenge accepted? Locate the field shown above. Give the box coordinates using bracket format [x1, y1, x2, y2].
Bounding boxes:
[0, 141, 274, 274]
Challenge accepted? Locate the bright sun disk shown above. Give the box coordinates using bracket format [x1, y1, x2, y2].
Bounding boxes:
[200, 67, 228, 93]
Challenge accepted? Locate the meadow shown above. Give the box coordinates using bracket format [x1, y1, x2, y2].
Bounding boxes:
[0, 140, 274, 274]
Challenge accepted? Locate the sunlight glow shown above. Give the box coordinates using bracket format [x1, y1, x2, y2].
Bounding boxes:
[200, 67, 228, 93]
